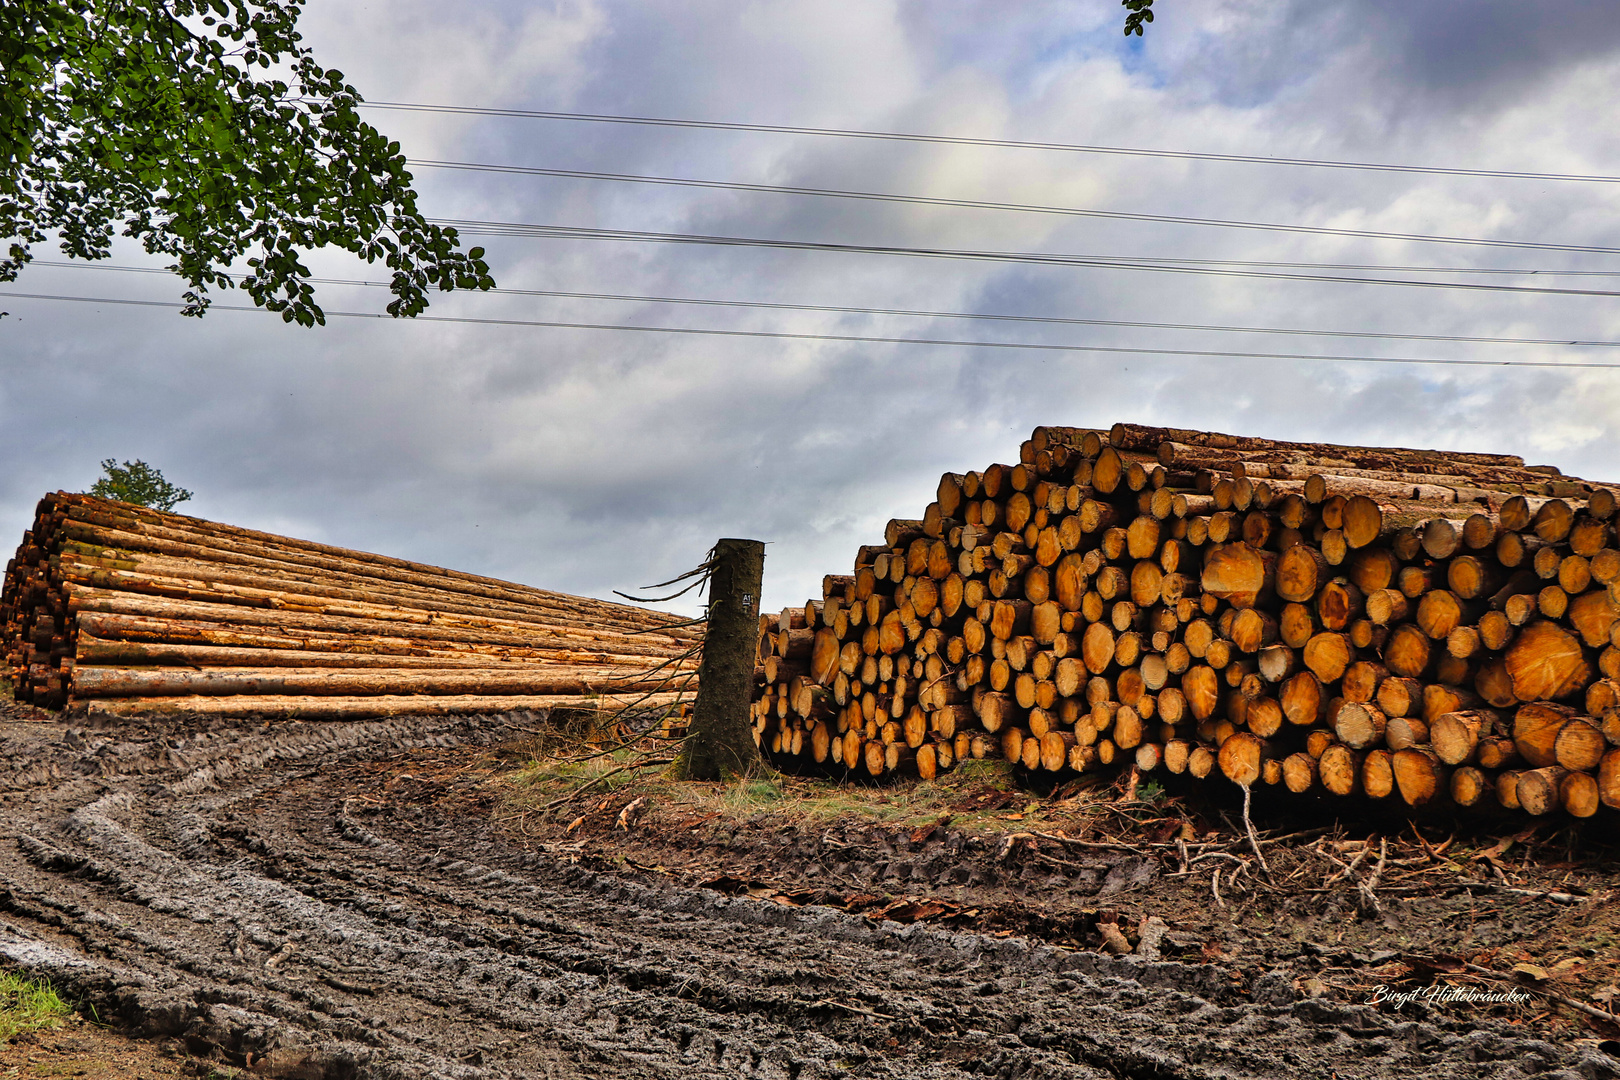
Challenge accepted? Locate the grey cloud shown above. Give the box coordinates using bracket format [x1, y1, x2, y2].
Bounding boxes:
[1332, 0, 1620, 110]
[3, 0, 1618, 621]
[1139, 0, 1620, 126]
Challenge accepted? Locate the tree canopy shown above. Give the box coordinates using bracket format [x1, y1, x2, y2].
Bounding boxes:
[1, 0, 494, 326]
[89, 459, 193, 511]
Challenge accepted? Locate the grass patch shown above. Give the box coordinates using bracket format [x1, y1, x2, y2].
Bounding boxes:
[494, 737, 1113, 836]
[0, 970, 69, 1041]
[491, 705, 1143, 838]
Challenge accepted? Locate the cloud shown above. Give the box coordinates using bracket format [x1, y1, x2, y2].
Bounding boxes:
[4, 0, 1619, 620]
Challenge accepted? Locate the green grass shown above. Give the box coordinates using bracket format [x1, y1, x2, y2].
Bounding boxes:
[0, 971, 69, 1041]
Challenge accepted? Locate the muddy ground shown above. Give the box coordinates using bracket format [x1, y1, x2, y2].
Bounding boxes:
[1, 705, 1618, 1079]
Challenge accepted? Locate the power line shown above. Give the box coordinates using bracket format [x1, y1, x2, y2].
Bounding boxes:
[50, 251, 1620, 283]
[29, 260, 1620, 348]
[4, 288, 1616, 371]
[408, 159, 1620, 256]
[361, 101, 1620, 185]
[430, 220, 1620, 298]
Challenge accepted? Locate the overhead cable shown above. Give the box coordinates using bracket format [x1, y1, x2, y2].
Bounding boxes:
[360, 101, 1620, 185]
[408, 159, 1620, 255]
[428, 220, 1620, 298]
[27, 260, 1620, 348]
[3, 289, 1613, 371]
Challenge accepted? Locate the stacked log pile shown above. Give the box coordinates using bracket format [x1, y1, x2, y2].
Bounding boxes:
[753, 423, 1620, 817]
[2, 492, 702, 718]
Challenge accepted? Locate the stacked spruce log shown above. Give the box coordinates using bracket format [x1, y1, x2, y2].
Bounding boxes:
[753, 423, 1620, 817]
[1, 492, 701, 719]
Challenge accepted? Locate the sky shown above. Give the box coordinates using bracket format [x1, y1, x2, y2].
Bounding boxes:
[5, 0, 1620, 618]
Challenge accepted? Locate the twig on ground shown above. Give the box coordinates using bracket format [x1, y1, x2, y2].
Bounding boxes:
[535, 756, 675, 813]
[1281, 858, 1315, 885]
[1255, 826, 1337, 846]
[1316, 837, 1386, 915]
[1032, 831, 1149, 856]
[1165, 852, 1252, 878]
[1462, 964, 1620, 1026]
[1358, 837, 1387, 916]
[539, 735, 661, 768]
[533, 722, 696, 773]
[816, 998, 897, 1021]
[1319, 841, 1372, 885]
[1120, 765, 1140, 803]
[499, 719, 551, 737]
[1239, 784, 1271, 879]
[1453, 882, 1589, 904]
[1407, 820, 1436, 859]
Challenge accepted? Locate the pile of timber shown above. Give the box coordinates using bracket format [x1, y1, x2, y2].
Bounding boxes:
[1, 492, 701, 719]
[754, 423, 1620, 817]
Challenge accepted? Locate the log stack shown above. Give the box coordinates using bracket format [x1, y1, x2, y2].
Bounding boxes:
[753, 423, 1620, 818]
[2, 492, 702, 718]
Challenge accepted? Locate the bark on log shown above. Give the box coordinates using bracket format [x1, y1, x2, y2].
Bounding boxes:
[1516, 766, 1568, 815]
[680, 539, 765, 779]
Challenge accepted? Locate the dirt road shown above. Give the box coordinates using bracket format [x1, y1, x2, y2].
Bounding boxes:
[0, 709, 1610, 1079]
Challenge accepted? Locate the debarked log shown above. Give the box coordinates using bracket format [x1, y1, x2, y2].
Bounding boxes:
[78, 691, 692, 719]
[71, 662, 694, 698]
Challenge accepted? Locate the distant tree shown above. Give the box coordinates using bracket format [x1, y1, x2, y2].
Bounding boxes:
[1122, 0, 1155, 36]
[2, 0, 494, 326]
[89, 459, 192, 510]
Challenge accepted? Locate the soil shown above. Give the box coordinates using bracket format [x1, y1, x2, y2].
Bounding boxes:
[2, 1010, 210, 1078]
[1, 702, 1618, 1079]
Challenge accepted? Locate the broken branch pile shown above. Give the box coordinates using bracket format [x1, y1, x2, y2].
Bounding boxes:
[2, 492, 702, 719]
[753, 424, 1620, 817]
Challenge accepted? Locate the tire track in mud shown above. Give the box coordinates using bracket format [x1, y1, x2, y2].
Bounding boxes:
[0, 714, 1599, 1079]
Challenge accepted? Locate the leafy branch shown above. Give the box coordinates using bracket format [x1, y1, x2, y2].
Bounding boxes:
[1, 0, 495, 326]
[1122, 0, 1155, 36]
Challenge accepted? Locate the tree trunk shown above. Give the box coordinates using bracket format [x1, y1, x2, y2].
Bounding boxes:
[677, 539, 766, 780]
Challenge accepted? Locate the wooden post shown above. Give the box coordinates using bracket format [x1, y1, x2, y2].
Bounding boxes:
[677, 538, 766, 780]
